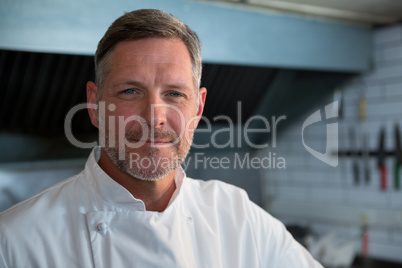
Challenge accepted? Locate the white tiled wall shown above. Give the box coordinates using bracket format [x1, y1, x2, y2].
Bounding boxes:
[263, 24, 402, 263]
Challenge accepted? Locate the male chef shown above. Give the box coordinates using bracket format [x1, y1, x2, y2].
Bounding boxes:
[0, 9, 322, 267]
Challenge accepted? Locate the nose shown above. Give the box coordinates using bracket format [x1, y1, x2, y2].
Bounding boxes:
[141, 93, 167, 129]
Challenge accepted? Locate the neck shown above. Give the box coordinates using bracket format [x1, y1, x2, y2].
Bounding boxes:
[98, 148, 176, 212]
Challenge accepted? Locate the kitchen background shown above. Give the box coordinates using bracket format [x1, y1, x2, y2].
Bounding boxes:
[1, 0, 402, 267]
[263, 23, 402, 264]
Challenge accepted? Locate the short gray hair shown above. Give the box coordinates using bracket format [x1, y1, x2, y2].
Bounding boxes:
[95, 9, 202, 99]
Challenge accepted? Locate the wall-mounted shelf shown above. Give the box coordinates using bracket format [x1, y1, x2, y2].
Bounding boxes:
[337, 151, 396, 157]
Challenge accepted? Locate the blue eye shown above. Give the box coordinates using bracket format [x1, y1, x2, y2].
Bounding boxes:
[169, 92, 182, 97]
[123, 89, 135, 95]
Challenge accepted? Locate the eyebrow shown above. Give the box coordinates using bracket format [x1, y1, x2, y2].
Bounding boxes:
[112, 80, 146, 88]
[113, 80, 191, 91]
[166, 83, 190, 91]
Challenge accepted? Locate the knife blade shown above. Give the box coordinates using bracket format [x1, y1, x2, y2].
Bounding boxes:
[378, 127, 387, 191]
[362, 133, 370, 185]
[394, 124, 401, 190]
[349, 127, 360, 186]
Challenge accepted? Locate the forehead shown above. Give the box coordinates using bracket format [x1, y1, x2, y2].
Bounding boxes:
[109, 38, 192, 70]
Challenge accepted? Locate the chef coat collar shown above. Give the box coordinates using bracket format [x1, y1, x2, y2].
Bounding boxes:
[84, 147, 186, 211]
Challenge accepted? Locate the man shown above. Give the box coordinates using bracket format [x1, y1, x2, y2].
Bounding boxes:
[0, 9, 322, 267]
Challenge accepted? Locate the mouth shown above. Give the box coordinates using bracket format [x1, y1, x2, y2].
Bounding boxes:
[145, 139, 172, 144]
[125, 130, 179, 147]
[127, 138, 173, 146]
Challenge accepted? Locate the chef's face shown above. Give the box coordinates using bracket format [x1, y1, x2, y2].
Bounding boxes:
[87, 38, 206, 180]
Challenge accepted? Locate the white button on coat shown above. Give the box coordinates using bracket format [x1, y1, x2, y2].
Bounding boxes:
[97, 223, 108, 232]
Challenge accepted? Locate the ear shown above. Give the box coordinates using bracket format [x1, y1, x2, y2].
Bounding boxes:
[86, 81, 99, 128]
[193, 87, 207, 129]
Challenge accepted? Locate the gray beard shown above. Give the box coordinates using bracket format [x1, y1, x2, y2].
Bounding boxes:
[103, 134, 193, 181]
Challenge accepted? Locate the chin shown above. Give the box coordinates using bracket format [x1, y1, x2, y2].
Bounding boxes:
[125, 165, 176, 182]
[104, 145, 185, 181]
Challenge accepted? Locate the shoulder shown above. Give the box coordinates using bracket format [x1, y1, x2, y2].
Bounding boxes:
[0, 172, 87, 257]
[0, 172, 85, 228]
[0, 171, 94, 268]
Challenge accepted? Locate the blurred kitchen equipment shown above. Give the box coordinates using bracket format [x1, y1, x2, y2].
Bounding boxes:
[394, 124, 401, 190]
[361, 225, 369, 258]
[359, 91, 369, 186]
[362, 133, 370, 185]
[349, 127, 360, 186]
[378, 127, 387, 191]
[307, 232, 357, 268]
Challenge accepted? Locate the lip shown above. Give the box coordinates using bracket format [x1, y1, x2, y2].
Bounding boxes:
[145, 139, 171, 144]
[128, 138, 172, 145]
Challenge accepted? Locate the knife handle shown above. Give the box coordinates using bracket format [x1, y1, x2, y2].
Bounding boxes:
[353, 162, 359, 185]
[365, 167, 370, 185]
[362, 226, 369, 257]
[380, 165, 387, 191]
[395, 165, 401, 190]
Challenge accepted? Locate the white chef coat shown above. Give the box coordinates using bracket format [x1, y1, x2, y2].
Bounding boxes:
[0, 147, 322, 268]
